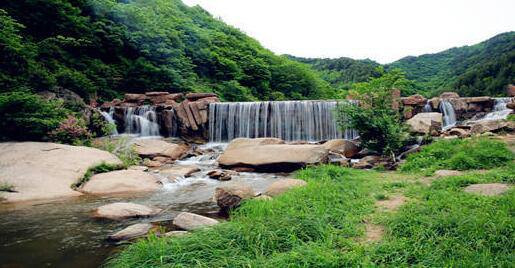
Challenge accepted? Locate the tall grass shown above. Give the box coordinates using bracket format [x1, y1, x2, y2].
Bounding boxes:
[400, 137, 513, 174]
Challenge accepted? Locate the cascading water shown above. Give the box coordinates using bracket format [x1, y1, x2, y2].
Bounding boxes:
[439, 100, 457, 130]
[481, 97, 513, 121]
[99, 107, 119, 135]
[208, 100, 358, 142]
[124, 106, 160, 136]
[422, 100, 432, 112]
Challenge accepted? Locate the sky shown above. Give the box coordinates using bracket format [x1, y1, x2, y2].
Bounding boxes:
[182, 0, 515, 64]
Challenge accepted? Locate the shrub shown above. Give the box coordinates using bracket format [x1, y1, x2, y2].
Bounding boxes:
[91, 137, 141, 167]
[48, 115, 92, 145]
[400, 137, 513, 174]
[0, 90, 69, 141]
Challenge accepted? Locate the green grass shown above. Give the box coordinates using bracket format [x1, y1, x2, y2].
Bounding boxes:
[400, 137, 514, 175]
[72, 162, 124, 189]
[108, 163, 514, 267]
[91, 137, 142, 167]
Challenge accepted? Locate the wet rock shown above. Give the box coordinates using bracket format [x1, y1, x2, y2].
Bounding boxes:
[133, 139, 189, 160]
[163, 231, 188, 237]
[232, 167, 256, 172]
[264, 179, 307, 197]
[218, 138, 328, 172]
[406, 112, 443, 135]
[464, 183, 511, 196]
[507, 102, 515, 110]
[322, 139, 360, 158]
[160, 165, 200, 178]
[213, 183, 255, 211]
[81, 170, 160, 195]
[108, 223, 154, 242]
[429, 97, 441, 110]
[93, 202, 162, 220]
[0, 142, 121, 203]
[173, 212, 219, 231]
[352, 155, 382, 169]
[207, 170, 235, 181]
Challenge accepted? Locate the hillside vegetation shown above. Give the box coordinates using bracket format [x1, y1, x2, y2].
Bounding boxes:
[0, 0, 334, 102]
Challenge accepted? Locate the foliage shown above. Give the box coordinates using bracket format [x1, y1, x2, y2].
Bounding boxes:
[337, 70, 410, 158]
[73, 162, 123, 189]
[387, 32, 515, 97]
[48, 115, 92, 145]
[0, 91, 69, 141]
[89, 111, 117, 137]
[400, 137, 513, 174]
[108, 164, 515, 267]
[0, 0, 334, 102]
[91, 137, 141, 167]
[0, 182, 16, 193]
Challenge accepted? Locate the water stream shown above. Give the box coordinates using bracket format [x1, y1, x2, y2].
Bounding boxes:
[0, 142, 286, 267]
[439, 100, 457, 130]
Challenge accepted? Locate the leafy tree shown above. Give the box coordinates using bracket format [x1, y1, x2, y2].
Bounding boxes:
[337, 71, 409, 160]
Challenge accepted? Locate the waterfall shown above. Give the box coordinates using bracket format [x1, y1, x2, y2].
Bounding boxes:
[439, 100, 457, 130]
[422, 100, 432, 112]
[99, 107, 119, 135]
[124, 106, 160, 137]
[481, 97, 513, 121]
[208, 100, 358, 142]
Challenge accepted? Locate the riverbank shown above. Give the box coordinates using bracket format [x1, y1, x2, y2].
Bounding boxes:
[108, 138, 514, 267]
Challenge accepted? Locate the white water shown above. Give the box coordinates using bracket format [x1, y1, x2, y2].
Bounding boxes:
[481, 97, 513, 121]
[124, 106, 160, 136]
[422, 100, 432, 112]
[99, 107, 119, 135]
[208, 100, 358, 142]
[439, 100, 457, 130]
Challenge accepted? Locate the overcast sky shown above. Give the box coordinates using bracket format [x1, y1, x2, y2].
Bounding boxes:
[182, 0, 515, 64]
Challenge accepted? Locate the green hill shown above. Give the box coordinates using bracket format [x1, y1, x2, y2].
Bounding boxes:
[0, 0, 334, 102]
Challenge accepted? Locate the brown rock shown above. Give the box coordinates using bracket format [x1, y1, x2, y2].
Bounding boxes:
[185, 93, 218, 101]
[153, 156, 173, 163]
[207, 170, 234, 181]
[124, 93, 146, 103]
[232, 167, 256, 172]
[81, 170, 160, 195]
[93, 202, 162, 220]
[160, 165, 200, 178]
[391, 88, 401, 110]
[507, 84, 515, 97]
[173, 212, 219, 231]
[108, 223, 154, 242]
[406, 112, 443, 134]
[264, 179, 307, 197]
[352, 155, 382, 169]
[213, 183, 255, 211]
[401, 94, 426, 106]
[448, 128, 470, 138]
[181, 100, 198, 131]
[322, 139, 360, 158]
[189, 102, 203, 126]
[144, 160, 162, 168]
[440, 92, 460, 99]
[145, 92, 169, 97]
[470, 120, 509, 135]
[429, 97, 440, 110]
[507, 102, 515, 110]
[133, 139, 189, 160]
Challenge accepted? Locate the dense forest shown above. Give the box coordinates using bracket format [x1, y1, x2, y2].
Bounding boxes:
[293, 32, 515, 97]
[0, 0, 334, 103]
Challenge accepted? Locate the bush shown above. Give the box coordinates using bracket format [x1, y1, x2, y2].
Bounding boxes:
[400, 137, 513, 174]
[48, 115, 92, 145]
[0, 90, 69, 141]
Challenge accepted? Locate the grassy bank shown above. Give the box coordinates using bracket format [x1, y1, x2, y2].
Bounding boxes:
[108, 160, 514, 267]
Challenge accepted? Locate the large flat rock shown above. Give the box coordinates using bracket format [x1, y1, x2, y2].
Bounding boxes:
[80, 170, 160, 195]
[0, 142, 121, 203]
[406, 112, 443, 134]
[218, 138, 328, 172]
[133, 139, 189, 160]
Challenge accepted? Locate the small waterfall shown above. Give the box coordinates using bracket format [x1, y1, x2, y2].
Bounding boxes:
[124, 106, 160, 136]
[481, 97, 513, 121]
[99, 107, 119, 135]
[422, 100, 432, 112]
[208, 100, 358, 142]
[439, 100, 457, 130]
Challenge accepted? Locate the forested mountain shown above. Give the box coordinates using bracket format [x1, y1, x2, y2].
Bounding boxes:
[388, 31, 515, 96]
[0, 0, 334, 102]
[286, 55, 381, 90]
[292, 32, 514, 97]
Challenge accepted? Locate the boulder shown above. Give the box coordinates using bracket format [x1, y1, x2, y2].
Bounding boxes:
[159, 165, 200, 178]
[352, 155, 382, 169]
[185, 92, 218, 101]
[0, 142, 121, 203]
[470, 120, 510, 135]
[80, 170, 160, 195]
[264, 179, 307, 197]
[447, 128, 470, 138]
[108, 223, 154, 242]
[406, 112, 443, 134]
[207, 170, 235, 181]
[173, 212, 219, 231]
[322, 139, 360, 158]
[144, 160, 163, 168]
[440, 92, 460, 99]
[507, 84, 515, 97]
[507, 102, 515, 110]
[401, 94, 426, 106]
[429, 97, 440, 110]
[218, 138, 328, 172]
[93, 202, 162, 220]
[213, 183, 255, 211]
[123, 93, 146, 103]
[133, 139, 189, 160]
